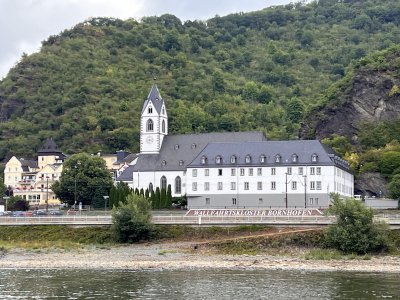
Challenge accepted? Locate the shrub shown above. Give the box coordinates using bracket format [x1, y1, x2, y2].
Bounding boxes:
[325, 195, 391, 254]
[111, 193, 153, 243]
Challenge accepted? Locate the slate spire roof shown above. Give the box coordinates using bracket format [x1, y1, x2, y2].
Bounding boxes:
[38, 138, 60, 153]
[141, 83, 165, 114]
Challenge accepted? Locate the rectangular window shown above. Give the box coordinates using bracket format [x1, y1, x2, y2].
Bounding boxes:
[192, 169, 197, 177]
[204, 182, 210, 191]
[271, 168, 276, 175]
[287, 167, 292, 175]
[240, 168, 245, 176]
[244, 182, 249, 190]
[218, 182, 223, 190]
[310, 181, 315, 190]
[257, 181, 262, 190]
[231, 168, 236, 176]
[259, 198, 263, 204]
[316, 167, 321, 175]
[316, 181, 322, 190]
[310, 167, 315, 175]
[298, 167, 303, 175]
[292, 181, 297, 190]
[206, 198, 210, 205]
[192, 182, 197, 191]
[309, 198, 314, 205]
[249, 168, 253, 176]
[232, 198, 237, 205]
[315, 198, 319, 205]
[218, 169, 223, 176]
[257, 168, 262, 176]
[271, 181, 276, 190]
[230, 182, 236, 190]
[205, 169, 209, 176]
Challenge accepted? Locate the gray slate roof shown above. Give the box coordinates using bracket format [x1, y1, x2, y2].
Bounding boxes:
[117, 132, 266, 180]
[141, 84, 165, 114]
[19, 158, 38, 171]
[188, 140, 350, 170]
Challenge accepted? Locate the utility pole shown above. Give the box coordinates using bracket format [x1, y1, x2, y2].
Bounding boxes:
[285, 172, 288, 209]
[303, 175, 307, 209]
[46, 176, 49, 213]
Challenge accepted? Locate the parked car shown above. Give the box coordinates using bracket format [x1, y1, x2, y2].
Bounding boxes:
[12, 211, 25, 217]
[32, 210, 47, 216]
[49, 210, 63, 216]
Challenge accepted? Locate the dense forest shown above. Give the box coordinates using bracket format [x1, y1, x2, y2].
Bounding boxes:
[0, 0, 400, 164]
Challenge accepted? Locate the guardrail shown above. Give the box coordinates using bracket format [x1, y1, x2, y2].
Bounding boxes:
[0, 215, 400, 227]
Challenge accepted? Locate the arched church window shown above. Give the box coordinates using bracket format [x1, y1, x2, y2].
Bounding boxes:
[147, 119, 154, 132]
[149, 183, 153, 193]
[161, 176, 167, 190]
[148, 106, 153, 114]
[175, 176, 181, 194]
[162, 120, 166, 133]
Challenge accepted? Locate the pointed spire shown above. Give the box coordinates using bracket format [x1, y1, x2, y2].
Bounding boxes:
[147, 83, 162, 102]
[38, 138, 60, 153]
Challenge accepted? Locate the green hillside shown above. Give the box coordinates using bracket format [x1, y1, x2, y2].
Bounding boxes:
[0, 0, 400, 160]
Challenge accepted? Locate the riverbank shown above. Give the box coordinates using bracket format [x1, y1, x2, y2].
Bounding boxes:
[1, 241, 400, 273]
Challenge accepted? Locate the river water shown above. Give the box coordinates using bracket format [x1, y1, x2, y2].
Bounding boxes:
[0, 269, 399, 299]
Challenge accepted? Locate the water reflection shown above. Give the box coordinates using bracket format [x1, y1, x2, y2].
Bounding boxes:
[0, 269, 399, 299]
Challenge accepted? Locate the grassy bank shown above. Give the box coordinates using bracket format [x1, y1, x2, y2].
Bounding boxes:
[0, 226, 115, 249]
[0, 225, 276, 249]
[1, 225, 400, 260]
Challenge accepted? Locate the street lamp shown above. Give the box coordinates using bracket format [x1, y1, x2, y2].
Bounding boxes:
[3, 196, 10, 212]
[74, 161, 81, 210]
[303, 175, 307, 209]
[46, 175, 49, 213]
[285, 172, 288, 209]
[103, 196, 109, 214]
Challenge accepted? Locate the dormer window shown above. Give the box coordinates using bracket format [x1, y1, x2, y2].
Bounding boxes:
[275, 154, 281, 163]
[245, 155, 252, 164]
[259, 155, 266, 163]
[201, 156, 207, 165]
[230, 155, 237, 164]
[292, 154, 298, 163]
[174, 144, 179, 150]
[215, 155, 222, 164]
[191, 143, 196, 149]
[311, 153, 318, 163]
[161, 160, 167, 166]
[179, 160, 184, 166]
[148, 106, 153, 114]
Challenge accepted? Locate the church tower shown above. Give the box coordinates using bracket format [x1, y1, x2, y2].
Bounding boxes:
[140, 84, 168, 153]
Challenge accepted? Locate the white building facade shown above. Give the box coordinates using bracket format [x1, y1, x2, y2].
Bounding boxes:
[117, 84, 354, 208]
[185, 141, 353, 208]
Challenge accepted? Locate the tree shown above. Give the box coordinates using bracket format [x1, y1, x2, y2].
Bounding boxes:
[166, 184, 172, 208]
[160, 187, 167, 208]
[109, 181, 131, 208]
[325, 195, 390, 254]
[388, 174, 400, 199]
[53, 153, 113, 207]
[286, 98, 305, 123]
[111, 193, 153, 243]
[154, 187, 161, 209]
[6, 196, 29, 211]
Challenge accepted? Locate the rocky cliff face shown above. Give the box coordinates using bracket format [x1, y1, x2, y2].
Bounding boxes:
[300, 46, 400, 197]
[303, 71, 400, 142]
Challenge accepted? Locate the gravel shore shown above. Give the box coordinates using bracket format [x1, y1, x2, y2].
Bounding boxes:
[1, 241, 400, 273]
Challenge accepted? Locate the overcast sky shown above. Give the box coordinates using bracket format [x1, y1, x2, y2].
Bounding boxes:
[0, 0, 292, 79]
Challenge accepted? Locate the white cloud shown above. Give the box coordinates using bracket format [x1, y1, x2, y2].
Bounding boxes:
[0, 0, 291, 79]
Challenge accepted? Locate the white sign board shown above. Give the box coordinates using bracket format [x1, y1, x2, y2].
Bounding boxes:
[0, 205, 4, 213]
